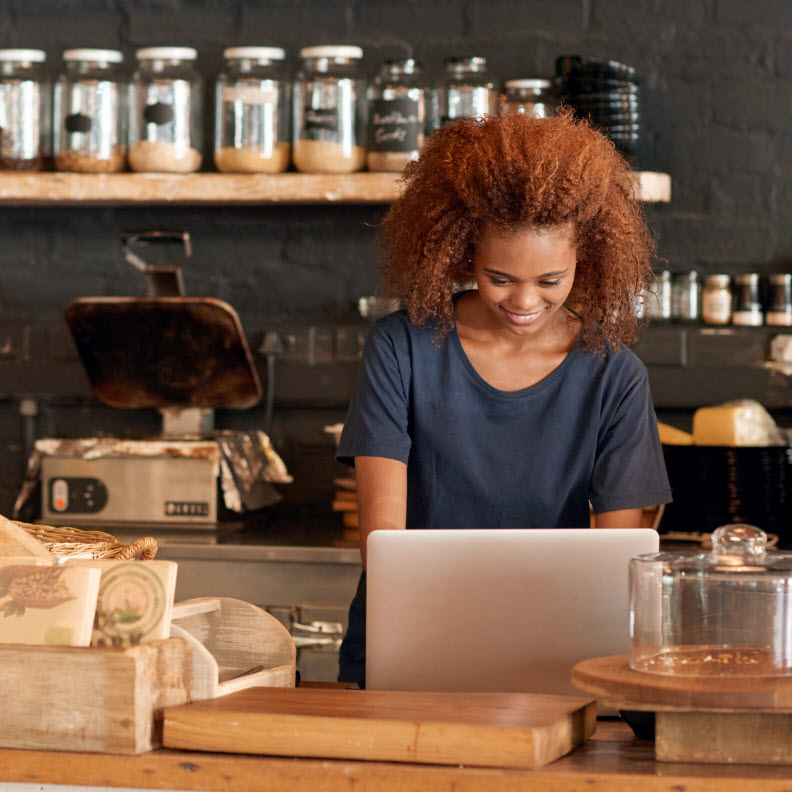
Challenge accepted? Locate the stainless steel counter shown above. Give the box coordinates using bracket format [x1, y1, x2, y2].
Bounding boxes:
[151, 524, 363, 682]
[155, 542, 361, 564]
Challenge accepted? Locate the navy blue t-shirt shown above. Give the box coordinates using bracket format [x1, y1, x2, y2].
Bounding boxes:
[335, 308, 671, 685]
[337, 309, 671, 527]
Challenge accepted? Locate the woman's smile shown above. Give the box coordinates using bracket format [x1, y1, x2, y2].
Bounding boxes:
[501, 306, 546, 326]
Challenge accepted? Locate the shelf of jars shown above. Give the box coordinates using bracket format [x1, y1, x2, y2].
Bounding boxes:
[0, 169, 670, 206]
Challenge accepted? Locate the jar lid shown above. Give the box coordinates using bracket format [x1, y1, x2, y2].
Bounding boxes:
[634, 525, 792, 575]
[300, 45, 363, 60]
[769, 273, 792, 285]
[135, 47, 197, 61]
[0, 49, 46, 62]
[383, 57, 422, 71]
[224, 46, 285, 61]
[445, 55, 488, 68]
[505, 78, 551, 89]
[705, 274, 731, 287]
[64, 48, 123, 63]
[734, 272, 760, 285]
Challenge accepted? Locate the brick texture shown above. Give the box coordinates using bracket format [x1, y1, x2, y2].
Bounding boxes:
[1, 0, 792, 516]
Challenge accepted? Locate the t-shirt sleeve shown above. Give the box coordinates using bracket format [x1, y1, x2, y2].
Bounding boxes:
[336, 320, 412, 467]
[589, 364, 672, 514]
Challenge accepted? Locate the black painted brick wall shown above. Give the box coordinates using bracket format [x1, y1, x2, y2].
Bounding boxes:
[1, 0, 791, 519]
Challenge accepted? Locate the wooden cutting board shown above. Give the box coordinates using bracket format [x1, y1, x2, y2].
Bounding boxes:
[163, 687, 596, 769]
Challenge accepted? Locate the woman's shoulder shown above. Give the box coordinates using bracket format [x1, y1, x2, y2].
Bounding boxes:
[576, 337, 648, 384]
[370, 309, 439, 344]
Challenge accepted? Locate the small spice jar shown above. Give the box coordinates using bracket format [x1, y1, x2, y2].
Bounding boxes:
[0, 49, 50, 171]
[702, 274, 733, 325]
[638, 269, 672, 321]
[501, 79, 557, 117]
[54, 49, 126, 173]
[767, 274, 792, 327]
[437, 56, 497, 127]
[367, 58, 426, 172]
[129, 47, 203, 173]
[731, 273, 763, 327]
[672, 270, 701, 322]
[293, 45, 367, 174]
[214, 47, 290, 173]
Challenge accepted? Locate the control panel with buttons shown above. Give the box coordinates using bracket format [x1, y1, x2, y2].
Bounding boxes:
[49, 477, 109, 514]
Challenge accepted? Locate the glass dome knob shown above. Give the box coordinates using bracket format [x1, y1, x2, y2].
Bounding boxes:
[711, 523, 767, 560]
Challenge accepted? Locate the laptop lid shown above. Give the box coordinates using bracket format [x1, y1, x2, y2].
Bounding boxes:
[366, 528, 658, 698]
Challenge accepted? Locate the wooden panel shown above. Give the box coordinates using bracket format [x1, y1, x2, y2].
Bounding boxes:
[656, 711, 792, 764]
[170, 596, 296, 700]
[0, 171, 669, 206]
[0, 637, 192, 753]
[163, 687, 596, 769]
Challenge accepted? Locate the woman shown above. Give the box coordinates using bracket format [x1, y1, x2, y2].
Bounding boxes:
[336, 109, 672, 686]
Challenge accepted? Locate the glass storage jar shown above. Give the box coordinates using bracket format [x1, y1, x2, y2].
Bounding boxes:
[54, 49, 126, 173]
[702, 274, 732, 325]
[293, 45, 366, 174]
[501, 79, 557, 117]
[0, 49, 50, 171]
[436, 56, 497, 128]
[630, 524, 792, 677]
[129, 47, 202, 173]
[367, 58, 426, 172]
[767, 274, 792, 327]
[214, 47, 290, 173]
[731, 273, 763, 327]
[672, 270, 701, 322]
[636, 269, 672, 321]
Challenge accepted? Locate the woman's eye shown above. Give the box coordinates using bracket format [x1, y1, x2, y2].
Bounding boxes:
[488, 278, 510, 286]
[539, 279, 562, 287]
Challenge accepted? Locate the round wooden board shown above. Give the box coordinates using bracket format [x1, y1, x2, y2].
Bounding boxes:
[572, 655, 792, 713]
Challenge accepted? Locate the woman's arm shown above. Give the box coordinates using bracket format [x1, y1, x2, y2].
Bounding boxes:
[355, 455, 408, 567]
[593, 508, 644, 529]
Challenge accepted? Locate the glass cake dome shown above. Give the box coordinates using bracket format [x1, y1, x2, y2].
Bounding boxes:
[630, 524, 792, 676]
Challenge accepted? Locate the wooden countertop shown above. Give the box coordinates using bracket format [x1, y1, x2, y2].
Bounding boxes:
[0, 720, 790, 791]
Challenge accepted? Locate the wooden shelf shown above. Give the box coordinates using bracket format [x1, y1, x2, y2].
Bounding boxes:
[0, 170, 671, 206]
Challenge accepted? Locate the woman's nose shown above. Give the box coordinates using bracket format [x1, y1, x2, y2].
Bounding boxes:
[511, 283, 538, 309]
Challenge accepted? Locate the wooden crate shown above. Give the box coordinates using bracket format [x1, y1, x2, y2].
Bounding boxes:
[0, 637, 192, 754]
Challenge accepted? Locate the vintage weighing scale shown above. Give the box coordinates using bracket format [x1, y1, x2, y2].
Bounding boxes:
[573, 524, 792, 765]
[27, 231, 290, 536]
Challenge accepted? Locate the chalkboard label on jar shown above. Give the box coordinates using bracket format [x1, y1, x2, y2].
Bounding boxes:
[65, 113, 92, 134]
[369, 98, 421, 153]
[144, 102, 175, 125]
[303, 107, 340, 142]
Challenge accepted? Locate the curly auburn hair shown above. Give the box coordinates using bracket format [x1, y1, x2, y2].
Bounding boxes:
[379, 109, 656, 353]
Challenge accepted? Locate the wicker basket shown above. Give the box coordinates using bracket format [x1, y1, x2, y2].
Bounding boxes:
[14, 522, 158, 560]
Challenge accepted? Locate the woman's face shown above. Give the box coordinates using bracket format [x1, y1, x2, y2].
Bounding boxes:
[472, 224, 577, 336]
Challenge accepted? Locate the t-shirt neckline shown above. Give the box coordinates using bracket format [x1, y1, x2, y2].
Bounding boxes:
[450, 295, 582, 398]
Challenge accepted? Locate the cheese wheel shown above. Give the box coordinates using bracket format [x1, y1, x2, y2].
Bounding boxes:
[692, 401, 782, 446]
[658, 422, 693, 446]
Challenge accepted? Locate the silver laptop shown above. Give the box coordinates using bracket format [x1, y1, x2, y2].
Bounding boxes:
[366, 528, 658, 702]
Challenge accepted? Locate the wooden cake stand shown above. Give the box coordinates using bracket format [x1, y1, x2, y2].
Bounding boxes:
[573, 654, 792, 765]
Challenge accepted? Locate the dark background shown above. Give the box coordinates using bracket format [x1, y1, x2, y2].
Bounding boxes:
[0, 0, 789, 526]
